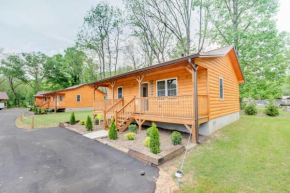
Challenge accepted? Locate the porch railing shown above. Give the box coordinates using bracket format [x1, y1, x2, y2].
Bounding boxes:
[94, 99, 122, 112]
[135, 95, 208, 117]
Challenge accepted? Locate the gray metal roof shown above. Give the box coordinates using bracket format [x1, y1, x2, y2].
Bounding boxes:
[34, 91, 50, 97]
[0, 92, 9, 100]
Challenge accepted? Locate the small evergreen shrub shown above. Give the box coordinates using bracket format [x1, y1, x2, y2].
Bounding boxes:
[70, 112, 76, 125]
[85, 116, 93, 131]
[149, 123, 160, 154]
[146, 123, 156, 136]
[108, 118, 118, 140]
[125, 132, 136, 140]
[94, 117, 99, 125]
[265, 100, 279, 116]
[171, 131, 182, 145]
[244, 103, 257, 115]
[79, 120, 85, 125]
[143, 137, 150, 147]
[128, 124, 138, 133]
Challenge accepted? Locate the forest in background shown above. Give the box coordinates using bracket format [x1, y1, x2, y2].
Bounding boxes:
[0, 0, 290, 107]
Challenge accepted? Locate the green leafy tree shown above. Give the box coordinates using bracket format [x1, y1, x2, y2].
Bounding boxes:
[85, 115, 93, 131]
[206, 0, 290, 99]
[21, 52, 48, 93]
[149, 123, 160, 154]
[0, 54, 25, 107]
[77, 2, 124, 78]
[108, 118, 118, 140]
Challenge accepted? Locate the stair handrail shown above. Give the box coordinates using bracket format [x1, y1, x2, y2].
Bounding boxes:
[105, 98, 124, 113]
[115, 97, 135, 128]
[39, 101, 50, 108]
[116, 97, 135, 114]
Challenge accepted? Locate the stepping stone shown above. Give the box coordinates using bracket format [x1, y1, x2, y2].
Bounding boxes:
[83, 130, 108, 139]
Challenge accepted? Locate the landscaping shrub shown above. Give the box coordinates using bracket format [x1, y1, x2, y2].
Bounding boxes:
[149, 123, 160, 154]
[85, 116, 93, 131]
[146, 123, 157, 136]
[94, 117, 99, 125]
[171, 131, 182, 145]
[70, 112, 76, 125]
[240, 101, 247, 110]
[125, 132, 136, 140]
[244, 102, 257, 115]
[108, 118, 118, 140]
[143, 137, 150, 147]
[79, 120, 85, 125]
[128, 124, 138, 133]
[265, 100, 279, 116]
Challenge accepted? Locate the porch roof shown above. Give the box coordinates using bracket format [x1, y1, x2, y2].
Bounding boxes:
[43, 84, 106, 96]
[89, 45, 244, 86]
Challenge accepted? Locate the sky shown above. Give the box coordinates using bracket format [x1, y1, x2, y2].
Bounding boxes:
[0, 0, 289, 56]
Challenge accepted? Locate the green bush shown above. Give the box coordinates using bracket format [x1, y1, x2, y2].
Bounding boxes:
[265, 100, 279, 116]
[240, 101, 247, 110]
[171, 131, 182, 145]
[128, 124, 138, 133]
[143, 137, 150, 147]
[85, 116, 93, 131]
[125, 132, 136, 140]
[244, 103, 257, 115]
[149, 123, 160, 154]
[79, 120, 85, 125]
[108, 118, 118, 140]
[70, 112, 76, 125]
[94, 117, 99, 125]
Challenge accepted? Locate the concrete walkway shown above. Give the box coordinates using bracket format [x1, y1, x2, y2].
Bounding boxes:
[0, 109, 158, 193]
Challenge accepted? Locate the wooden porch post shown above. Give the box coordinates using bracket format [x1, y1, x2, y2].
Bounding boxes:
[54, 93, 57, 113]
[135, 75, 145, 113]
[110, 81, 116, 99]
[103, 110, 107, 130]
[183, 65, 196, 143]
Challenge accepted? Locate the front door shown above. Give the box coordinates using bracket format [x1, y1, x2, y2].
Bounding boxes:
[141, 83, 148, 111]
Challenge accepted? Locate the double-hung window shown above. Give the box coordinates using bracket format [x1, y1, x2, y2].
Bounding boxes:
[117, 87, 123, 99]
[157, 78, 177, 97]
[219, 77, 224, 100]
[76, 95, 81, 102]
[59, 95, 63, 101]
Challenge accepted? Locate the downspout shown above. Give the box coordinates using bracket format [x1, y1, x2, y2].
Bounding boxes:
[188, 58, 201, 144]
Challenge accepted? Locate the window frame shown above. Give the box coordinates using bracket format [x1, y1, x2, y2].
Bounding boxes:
[219, 77, 224, 100]
[76, 94, 81, 102]
[59, 95, 63, 101]
[117, 86, 123, 99]
[156, 77, 178, 97]
[43, 97, 47, 102]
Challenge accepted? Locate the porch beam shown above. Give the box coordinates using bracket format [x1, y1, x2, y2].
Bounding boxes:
[54, 93, 57, 113]
[184, 124, 196, 143]
[184, 66, 193, 74]
[110, 81, 116, 99]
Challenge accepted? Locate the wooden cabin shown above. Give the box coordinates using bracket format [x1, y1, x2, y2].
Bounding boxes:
[36, 84, 105, 112]
[0, 92, 9, 109]
[91, 46, 244, 143]
[34, 91, 51, 107]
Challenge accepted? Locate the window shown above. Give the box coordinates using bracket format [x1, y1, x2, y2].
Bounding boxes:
[59, 95, 63, 101]
[76, 95, 81, 102]
[219, 77, 224, 99]
[43, 97, 47, 102]
[117, 87, 123, 99]
[157, 78, 177, 97]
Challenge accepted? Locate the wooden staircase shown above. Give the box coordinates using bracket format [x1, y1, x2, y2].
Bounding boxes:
[115, 97, 135, 132]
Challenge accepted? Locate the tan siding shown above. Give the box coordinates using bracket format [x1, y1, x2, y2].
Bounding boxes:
[196, 55, 240, 120]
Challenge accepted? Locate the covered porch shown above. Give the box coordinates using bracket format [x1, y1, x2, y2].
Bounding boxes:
[91, 60, 210, 143]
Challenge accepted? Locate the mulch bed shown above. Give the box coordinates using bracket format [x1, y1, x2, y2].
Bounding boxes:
[102, 127, 190, 153]
[64, 123, 103, 135]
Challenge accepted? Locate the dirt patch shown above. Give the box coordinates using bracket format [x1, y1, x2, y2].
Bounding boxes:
[102, 127, 190, 153]
[64, 123, 103, 135]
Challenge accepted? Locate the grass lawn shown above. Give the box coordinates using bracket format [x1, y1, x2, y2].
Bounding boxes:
[179, 108, 290, 192]
[23, 110, 94, 127]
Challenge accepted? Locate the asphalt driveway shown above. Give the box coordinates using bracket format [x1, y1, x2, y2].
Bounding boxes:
[0, 109, 159, 193]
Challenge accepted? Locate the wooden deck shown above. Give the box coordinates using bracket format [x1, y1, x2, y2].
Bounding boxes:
[93, 95, 209, 139]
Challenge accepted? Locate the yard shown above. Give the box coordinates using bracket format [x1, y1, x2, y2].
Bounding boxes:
[161, 108, 290, 192]
[22, 110, 94, 128]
